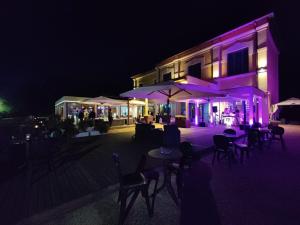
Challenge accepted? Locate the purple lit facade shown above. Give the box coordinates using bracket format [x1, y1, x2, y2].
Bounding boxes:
[127, 13, 279, 126]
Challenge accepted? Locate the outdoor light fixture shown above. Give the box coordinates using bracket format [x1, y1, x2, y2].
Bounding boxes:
[249, 119, 253, 126]
[25, 134, 31, 141]
[258, 66, 267, 73]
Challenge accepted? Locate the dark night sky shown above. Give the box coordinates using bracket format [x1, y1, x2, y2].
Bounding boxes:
[0, 1, 299, 116]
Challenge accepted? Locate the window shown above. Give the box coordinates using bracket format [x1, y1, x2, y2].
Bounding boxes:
[188, 63, 201, 78]
[139, 83, 143, 87]
[227, 48, 249, 76]
[163, 72, 171, 82]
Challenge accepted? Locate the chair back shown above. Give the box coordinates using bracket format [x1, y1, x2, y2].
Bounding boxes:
[135, 123, 153, 140]
[247, 129, 260, 147]
[272, 126, 284, 136]
[224, 129, 236, 135]
[179, 141, 193, 168]
[213, 135, 229, 151]
[163, 124, 181, 147]
[252, 122, 262, 129]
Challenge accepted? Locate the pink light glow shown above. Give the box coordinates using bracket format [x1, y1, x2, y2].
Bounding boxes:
[259, 117, 262, 124]
[249, 119, 253, 126]
[195, 100, 199, 125]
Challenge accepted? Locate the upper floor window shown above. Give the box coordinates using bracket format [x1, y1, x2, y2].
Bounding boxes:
[188, 63, 201, 79]
[163, 72, 172, 82]
[227, 48, 249, 76]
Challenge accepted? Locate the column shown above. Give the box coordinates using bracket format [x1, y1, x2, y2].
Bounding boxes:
[248, 94, 254, 125]
[63, 102, 67, 120]
[258, 97, 263, 124]
[94, 104, 97, 117]
[208, 101, 213, 124]
[195, 100, 199, 125]
[127, 100, 130, 125]
[144, 98, 149, 116]
[185, 100, 189, 121]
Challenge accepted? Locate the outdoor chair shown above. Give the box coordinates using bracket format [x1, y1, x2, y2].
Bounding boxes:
[163, 124, 181, 148]
[223, 128, 236, 135]
[270, 126, 285, 149]
[212, 135, 234, 167]
[223, 128, 237, 152]
[112, 153, 159, 225]
[168, 141, 194, 199]
[133, 123, 155, 142]
[234, 129, 261, 163]
[252, 122, 262, 129]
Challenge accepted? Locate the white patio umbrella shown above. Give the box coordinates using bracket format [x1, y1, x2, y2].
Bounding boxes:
[84, 96, 127, 106]
[271, 98, 300, 120]
[276, 97, 300, 106]
[120, 81, 224, 116]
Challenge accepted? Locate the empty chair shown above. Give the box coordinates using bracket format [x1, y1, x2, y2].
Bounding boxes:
[252, 122, 262, 129]
[270, 126, 285, 149]
[212, 135, 234, 167]
[234, 129, 261, 163]
[223, 128, 236, 135]
[163, 124, 181, 148]
[112, 153, 159, 225]
[168, 142, 194, 199]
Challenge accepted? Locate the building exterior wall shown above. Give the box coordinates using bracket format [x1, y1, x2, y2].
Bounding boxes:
[130, 14, 279, 124]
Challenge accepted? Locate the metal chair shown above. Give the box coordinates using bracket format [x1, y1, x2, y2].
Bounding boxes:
[234, 129, 261, 163]
[270, 126, 285, 149]
[168, 142, 194, 199]
[212, 135, 234, 167]
[112, 153, 159, 225]
[223, 128, 236, 135]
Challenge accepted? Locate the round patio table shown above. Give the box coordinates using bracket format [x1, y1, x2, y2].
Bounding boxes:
[148, 147, 182, 205]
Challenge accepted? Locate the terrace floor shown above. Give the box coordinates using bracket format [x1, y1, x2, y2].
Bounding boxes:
[1, 124, 300, 225]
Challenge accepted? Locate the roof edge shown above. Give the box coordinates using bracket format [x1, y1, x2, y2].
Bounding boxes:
[157, 13, 275, 67]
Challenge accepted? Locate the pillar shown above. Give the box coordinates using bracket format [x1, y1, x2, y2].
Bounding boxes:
[185, 100, 189, 120]
[248, 94, 254, 125]
[258, 97, 263, 124]
[63, 102, 67, 120]
[195, 100, 199, 125]
[144, 98, 149, 116]
[94, 104, 97, 117]
[208, 101, 213, 124]
[127, 100, 130, 125]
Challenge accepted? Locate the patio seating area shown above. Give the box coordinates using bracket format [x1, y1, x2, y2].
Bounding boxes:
[0, 124, 300, 225]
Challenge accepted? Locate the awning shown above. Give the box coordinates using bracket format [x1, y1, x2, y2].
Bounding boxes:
[276, 97, 300, 106]
[120, 81, 224, 101]
[84, 96, 127, 106]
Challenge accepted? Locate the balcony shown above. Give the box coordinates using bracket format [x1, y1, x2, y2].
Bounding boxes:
[215, 71, 257, 90]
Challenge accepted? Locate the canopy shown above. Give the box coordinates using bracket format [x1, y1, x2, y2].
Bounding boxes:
[120, 81, 224, 101]
[276, 97, 300, 106]
[271, 97, 300, 119]
[84, 96, 127, 106]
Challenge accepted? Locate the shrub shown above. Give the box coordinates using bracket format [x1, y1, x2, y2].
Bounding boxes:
[60, 118, 78, 137]
[94, 119, 110, 133]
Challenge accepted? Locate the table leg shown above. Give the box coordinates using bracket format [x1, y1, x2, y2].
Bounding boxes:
[155, 165, 179, 205]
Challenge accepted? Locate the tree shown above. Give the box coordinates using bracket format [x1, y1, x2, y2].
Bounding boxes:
[0, 98, 12, 117]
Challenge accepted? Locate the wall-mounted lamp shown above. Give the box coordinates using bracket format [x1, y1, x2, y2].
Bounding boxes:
[258, 66, 267, 73]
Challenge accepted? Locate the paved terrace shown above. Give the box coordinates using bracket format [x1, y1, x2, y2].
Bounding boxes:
[0, 125, 299, 225]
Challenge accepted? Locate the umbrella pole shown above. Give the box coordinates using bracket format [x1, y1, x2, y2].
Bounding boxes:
[167, 97, 170, 116]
